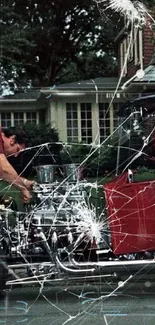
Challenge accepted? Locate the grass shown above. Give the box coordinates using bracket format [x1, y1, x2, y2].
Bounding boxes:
[134, 171, 155, 182]
[0, 181, 23, 211]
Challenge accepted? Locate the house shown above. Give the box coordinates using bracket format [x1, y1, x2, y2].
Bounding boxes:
[41, 78, 127, 145]
[0, 89, 46, 127]
[115, 14, 155, 142]
[41, 16, 155, 145]
[115, 15, 155, 93]
[1, 15, 155, 146]
[0, 78, 127, 145]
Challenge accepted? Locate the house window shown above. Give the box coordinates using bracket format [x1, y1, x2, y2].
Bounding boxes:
[120, 27, 143, 75]
[66, 103, 78, 143]
[99, 103, 110, 143]
[81, 103, 92, 144]
[14, 112, 24, 126]
[113, 103, 121, 131]
[1, 112, 11, 128]
[26, 112, 37, 124]
[0, 112, 38, 128]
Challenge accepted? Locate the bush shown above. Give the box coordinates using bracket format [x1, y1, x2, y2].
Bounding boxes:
[9, 123, 62, 177]
[60, 133, 147, 178]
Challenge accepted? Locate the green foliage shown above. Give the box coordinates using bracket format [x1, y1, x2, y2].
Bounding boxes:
[61, 130, 148, 178]
[60, 143, 90, 164]
[1, 0, 121, 86]
[24, 123, 62, 165]
[60, 141, 118, 177]
[8, 123, 61, 177]
[1, 3, 35, 84]
[134, 167, 155, 182]
[24, 123, 59, 146]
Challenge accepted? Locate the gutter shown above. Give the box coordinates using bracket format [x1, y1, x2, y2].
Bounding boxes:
[41, 89, 123, 96]
[0, 99, 37, 103]
[123, 81, 155, 91]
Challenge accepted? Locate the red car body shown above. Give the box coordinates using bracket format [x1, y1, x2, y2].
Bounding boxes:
[104, 173, 155, 255]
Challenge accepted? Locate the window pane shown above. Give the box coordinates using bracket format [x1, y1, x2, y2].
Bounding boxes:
[99, 103, 111, 142]
[74, 129, 78, 136]
[67, 129, 71, 136]
[87, 111, 91, 119]
[1, 120, 11, 127]
[1, 112, 11, 128]
[26, 112, 37, 124]
[66, 103, 78, 142]
[73, 120, 78, 128]
[87, 120, 92, 128]
[1, 112, 11, 119]
[67, 120, 72, 128]
[14, 112, 24, 126]
[80, 103, 92, 144]
[81, 110, 85, 119]
[67, 111, 71, 119]
[73, 111, 77, 119]
[81, 120, 86, 128]
[14, 112, 23, 119]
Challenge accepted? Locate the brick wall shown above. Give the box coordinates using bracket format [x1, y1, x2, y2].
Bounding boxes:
[143, 21, 155, 67]
[117, 17, 155, 79]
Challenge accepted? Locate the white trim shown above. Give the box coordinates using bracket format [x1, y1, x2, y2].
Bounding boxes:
[77, 103, 81, 142]
[128, 32, 134, 61]
[120, 42, 124, 72]
[0, 99, 37, 103]
[110, 104, 113, 134]
[139, 29, 143, 70]
[36, 112, 39, 124]
[124, 39, 127, 75]
[134, 27, 138, 65]
[11, 112, 14, 126]
[24, 112, 27, 123]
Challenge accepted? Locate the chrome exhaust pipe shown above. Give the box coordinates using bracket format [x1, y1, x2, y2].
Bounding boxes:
[56, 255, 95, 273]
[69, 257, 155, 270]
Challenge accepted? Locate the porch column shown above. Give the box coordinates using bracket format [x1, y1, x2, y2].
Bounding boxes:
[92, 102, 100, 145]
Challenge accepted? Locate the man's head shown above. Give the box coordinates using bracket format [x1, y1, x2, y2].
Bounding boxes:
[1, 126, 29, 157]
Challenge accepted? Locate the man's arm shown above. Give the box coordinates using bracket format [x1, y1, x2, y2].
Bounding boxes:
[0, 154, 32, 202]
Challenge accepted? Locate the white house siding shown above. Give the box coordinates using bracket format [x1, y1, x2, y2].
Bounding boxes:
[91, 102, 100, 145]
[48, 99, 67, 142]
[110, 103, 114, 135]
[57, 100, 67, 142]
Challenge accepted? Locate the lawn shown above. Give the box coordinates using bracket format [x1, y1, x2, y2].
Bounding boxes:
[0, 181, 23, 211]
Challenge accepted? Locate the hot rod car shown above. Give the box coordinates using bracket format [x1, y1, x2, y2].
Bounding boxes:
[0, 163, 154, 292]
[1, 93, 155, 291]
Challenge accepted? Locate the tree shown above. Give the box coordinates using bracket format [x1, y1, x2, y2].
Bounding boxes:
[0, 0, 120, 87]
[2, 0, 154, 89]
[0, 2, 35, 91]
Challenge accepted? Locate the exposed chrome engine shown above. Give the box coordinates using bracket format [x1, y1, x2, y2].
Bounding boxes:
[0, 165, 155, 287]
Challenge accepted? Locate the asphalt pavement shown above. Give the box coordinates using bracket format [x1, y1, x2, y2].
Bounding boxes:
[1, 275, 155, 325]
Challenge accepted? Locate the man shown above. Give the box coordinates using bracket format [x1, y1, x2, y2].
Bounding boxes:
[0, 126, 35, 203]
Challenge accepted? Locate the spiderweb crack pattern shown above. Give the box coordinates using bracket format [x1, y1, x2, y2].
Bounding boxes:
[1, 1, 155, 325]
